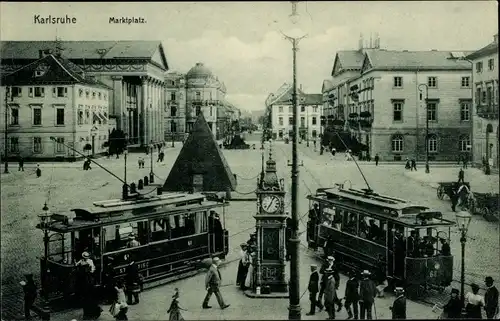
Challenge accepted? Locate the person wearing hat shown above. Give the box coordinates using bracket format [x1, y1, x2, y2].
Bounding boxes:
[76, 251, 96, 273]
[127, 233, 140, 248]
[344, 270, 360, 320]
[306, 264, 320, 316]
[202, 257, 230, 310]
[465, 283, 485, 318]
[318, 256, 340, 310]
[443, 288, 463, 319]
[36, 164, 41, 178]
[439, 238, 451, 256]
[168, 288, 186, 321]
[236, 243, 250, 290]
[20, 274, 37, 320]
[390, 287, 406, 319]
[359, 270, 377, 320]
[484, 276, 499, 319]
[125, 261, 143, 305]
[323, 267, 338, 320]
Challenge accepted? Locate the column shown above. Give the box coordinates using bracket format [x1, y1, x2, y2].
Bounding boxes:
[141, 76, 147, 146]
[111, 76, 124, 130]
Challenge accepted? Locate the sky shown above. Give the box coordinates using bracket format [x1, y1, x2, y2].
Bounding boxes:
[1, 1, 498, 112]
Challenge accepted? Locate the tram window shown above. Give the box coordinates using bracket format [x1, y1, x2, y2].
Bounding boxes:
[170, 214, 185, 238]
[184, 213, 196, 236]
[332, 208, 343, 230]
[194, 211, 206, 234]
[367, 218, 384, 243]
[358, 215, 369, 238]
[200, 211, 208, 233]
[150, 218, 170, 242]
[343, 212, 358, 235]
[103, 222, 142, 253]
[48, 232, 70, 263]
[321, 206, 335, 227]
[74, 229, 94, 258]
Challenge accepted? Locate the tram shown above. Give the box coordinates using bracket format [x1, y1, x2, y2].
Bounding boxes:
[36, 192, 229, 303]
[306, 183, 456, 298]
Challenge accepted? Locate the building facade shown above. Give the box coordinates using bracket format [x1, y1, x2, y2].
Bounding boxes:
[467, 34, 499, 170]
[324, 42, 473, 161]
[0, 53, 111, 160]
[164, 63, 239, 141]
[0, 40, 169, 147]
[267, 83, 323, 141]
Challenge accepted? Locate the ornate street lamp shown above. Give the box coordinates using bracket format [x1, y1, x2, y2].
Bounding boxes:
[38, 202, 51, 309]
[455, 210, 472, 316]
[122, 147, 128, 199]
[418, 84, 430, 174]
[275, 1, 311, 319]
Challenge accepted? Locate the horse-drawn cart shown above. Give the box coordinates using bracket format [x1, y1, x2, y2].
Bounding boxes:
[469, 192, 499, 221]
[436, 182, 470, 200]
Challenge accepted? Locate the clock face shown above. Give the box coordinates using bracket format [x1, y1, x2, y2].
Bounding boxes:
[262, 195, 281, 214]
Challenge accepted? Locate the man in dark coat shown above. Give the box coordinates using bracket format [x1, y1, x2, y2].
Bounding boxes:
[484, 276, 499, 319]
[443, 288, 463, 319]
[18, 156, 24, 171]
[440, 238, 451, 256]
[36, 164, 41, 178]
[374, 153, 379, 166]
[125, 261, 142, 305]
[359, 270, 376, 320]
[458, 168, 465, 184]
[318, 256, 341, 311]
[21, 274, 37, 320]
[306, 264, 320, 316]
[390, 287, 406, 319]
[344, 270, 359, 320]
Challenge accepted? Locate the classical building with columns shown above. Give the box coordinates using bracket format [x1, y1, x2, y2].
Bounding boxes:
[0, 40, 169, 147]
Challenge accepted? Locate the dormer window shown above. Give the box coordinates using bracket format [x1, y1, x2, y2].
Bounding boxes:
[34, 63, 49, 77]
[35, 71, 44, 77]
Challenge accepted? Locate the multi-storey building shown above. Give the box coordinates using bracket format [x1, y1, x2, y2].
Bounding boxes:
[467, 34, 499, 170]
[164, 63, 239, 141]
[267, 83, 323, 141]
[324, 41, 473, 161]
[0, 53, 111, 160]
[0, 40, 169, 147]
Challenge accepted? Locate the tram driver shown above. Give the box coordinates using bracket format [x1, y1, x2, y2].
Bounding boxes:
[76, 251, 96, 274]
[209, 211, 224, 252]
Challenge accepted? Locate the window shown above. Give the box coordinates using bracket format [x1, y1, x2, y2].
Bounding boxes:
[279, 117, 283, 125]
[392, 135, 403, 152]
[98, 92, 102, 99]
[85, 90, 90, 99]
[33, 137, 42, 153]
[79, 89, 83, 97]
[278, 106, 283, 113]
[461, 77, 470, 88]
[171, 121, 177, 133]
[9, 137, 19, 153]
[34, 87, 45, 97]
[210, 106, 213, 116]
[9, 107, 19, 125]
[301, 106, 305, 112]
[482, 91, 487, 103]
[35, 70, 43, 77]
[427, 102, 437, 121]
[53, 87, 67, 98]
[459, 135, 471, 152]
[33, 107, 42, 125]
[78, 105, 84, 125]
[171, 106, 177, 117]
[313, 106, 318, 113]
[195, 105, 201, 116]
[427, 134, 438, 153]
[312, 130, 317, 138]
[103, 94, 107, 100]
[428, 77, 437, 88]
[195, 92, 201, 100]
[170, 80, 176, 86]
[288, 117, 293, 124]
[476, 61, 483, 73]
[460, 102, 470, 121]
[55, 137, 65, 153]
[312, 116, 317, 125]
[56, 108, 65, 125]
[488, 58, 494, 71]
[92, 92, 96, 99]
[393, 102, 403, 121]
[85, 108, 90, 124]
[289, 106, 293, 113]
[300, 117, 305, 127]
[170, 92, 176, 101]
[487, 87, 492, 106]
[11, 87, 22, 97]
[393, 77, 403, 88]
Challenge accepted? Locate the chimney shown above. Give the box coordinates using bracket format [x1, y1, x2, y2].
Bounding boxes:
[300, 84, 303, 91]
[359, 33, 364, 50]
[494, 34, 498, 44]
[370, 33, 373, 48]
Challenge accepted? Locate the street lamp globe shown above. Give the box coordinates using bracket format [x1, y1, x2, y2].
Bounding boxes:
[38, 202, 50, 227]
[276, 1, 312, 39]
[455, 211, 472, 235]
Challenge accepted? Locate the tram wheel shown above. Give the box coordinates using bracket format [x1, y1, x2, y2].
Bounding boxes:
[437, 186, 445, 200]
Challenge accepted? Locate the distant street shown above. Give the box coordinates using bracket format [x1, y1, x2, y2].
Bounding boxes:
[1, 134, 499, 319]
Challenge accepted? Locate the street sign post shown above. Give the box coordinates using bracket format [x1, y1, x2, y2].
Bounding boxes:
[90, 126, 98, 157]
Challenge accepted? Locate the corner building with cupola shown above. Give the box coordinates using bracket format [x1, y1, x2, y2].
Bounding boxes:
[0, 40, 168, 150]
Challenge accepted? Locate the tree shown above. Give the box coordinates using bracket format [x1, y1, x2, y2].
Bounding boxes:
[107, 128, 127, 156]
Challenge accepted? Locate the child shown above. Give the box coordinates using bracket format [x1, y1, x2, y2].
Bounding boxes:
[110, 281, 128, 320]
[168, 288, 186, 321]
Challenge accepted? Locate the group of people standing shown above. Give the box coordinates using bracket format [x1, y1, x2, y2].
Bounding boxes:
[236, 234, 258, 291]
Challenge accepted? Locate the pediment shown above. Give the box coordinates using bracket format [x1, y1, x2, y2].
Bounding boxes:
[331, 54, 342, 76]
[360, 54, 372, 74]
[151, 43, 169, 70]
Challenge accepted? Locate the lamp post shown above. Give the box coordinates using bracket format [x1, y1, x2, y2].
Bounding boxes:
[38, 202, 51, 309]
[418, 84, 430, 174]
[455, 210, 472, 316]
[123, 147, 129, 199]
[306, 105, 309, 147]
[276, 1, 310, 319]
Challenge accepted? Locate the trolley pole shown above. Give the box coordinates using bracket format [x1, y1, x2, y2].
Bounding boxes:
[289, 37, 302, 320]
[4, 86, 10, 174]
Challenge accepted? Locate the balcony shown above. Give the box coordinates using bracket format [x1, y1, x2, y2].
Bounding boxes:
[476, 104, 499, 120]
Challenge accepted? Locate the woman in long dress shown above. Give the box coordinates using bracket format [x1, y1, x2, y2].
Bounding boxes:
[244, 252, 255, 290]
[167, 288, 185, 321]
[465, 283, 485, 319]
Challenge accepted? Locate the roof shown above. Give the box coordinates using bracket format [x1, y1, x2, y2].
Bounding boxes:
[186, 62, 213, 79]
[1, 54, 111, 89]
[331, 50, 365, 76]
[303, 94, 323, 105]
[0, 40, 169, 70]
[466, 40, 499, 60]
[322, 78, 334, 93]
[363, 50, 473, 72]
[269, 85, 321, 105]
[163, 113, 237, 192]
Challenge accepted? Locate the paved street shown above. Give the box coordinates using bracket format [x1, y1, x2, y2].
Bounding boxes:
[1, 137, 499, 319]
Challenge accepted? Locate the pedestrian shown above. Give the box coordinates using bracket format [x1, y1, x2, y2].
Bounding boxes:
[202, 257, 230, 310]
[458, 168, 465, 184]
[323, 268, 338, 320]
[443, 288, 463, 319]
[405, 158, 411, 170]
[359, 270, 377, 320]
[465, 283, 485, 319]
[410, 158, 417, 171]
[484, 277, 499, 319]
[18, 156, 24, 171]
[344, 270, 359, 320]
[160, 151, 165, 162]
[167, 288, 186, 321]
[463, 155, 469, 169]
[36, 164, 41, 178]
[110, 284, 128, 321]
[125, 261, 142, 305]
[306, 264, 320, 316]
[20, 274, 37, 320]
[374, 153, 379, 166]
[389, 287, 406, 319]
[236, 243, 250, 290]
[138, 157, 142, 169]
[440, 238, 451, 256]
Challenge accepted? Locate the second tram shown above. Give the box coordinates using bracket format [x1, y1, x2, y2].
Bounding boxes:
[307, 184, 456, 298]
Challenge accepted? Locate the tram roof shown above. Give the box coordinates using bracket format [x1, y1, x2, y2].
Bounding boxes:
[321, 187, 415, 210]
[38, 192, 227, 232]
